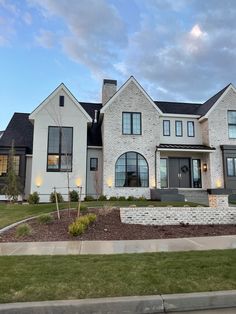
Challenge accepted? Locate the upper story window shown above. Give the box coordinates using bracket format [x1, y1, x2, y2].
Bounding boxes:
[0, 155, 20, 176]
[187, 121, 195, 137]
[163, 120, 170, 136]
[59, 95, 64, 107]
[122, 112, 141, 135]
[175, 121, 183, 137]
[47, 126, 73, 172]
[226, 157, 236, 176]
[228, 111, 236, 138]
[90, 158, 98, 171]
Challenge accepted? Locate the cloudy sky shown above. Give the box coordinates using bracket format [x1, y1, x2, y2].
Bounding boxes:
[1, 0, 236, 129]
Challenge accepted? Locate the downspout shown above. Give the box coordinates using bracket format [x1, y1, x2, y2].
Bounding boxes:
[155, 147, 157, 189]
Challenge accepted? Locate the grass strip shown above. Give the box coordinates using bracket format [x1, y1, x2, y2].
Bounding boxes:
[0, 249, 235, 303]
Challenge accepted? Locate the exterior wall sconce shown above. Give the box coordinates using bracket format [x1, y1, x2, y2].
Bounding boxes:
[75, 178, 82, 188]
[216, 179, 222, 188]
[203, 163, 207, 172]
[107, 178, 112, 188]
[35, 176, 42, 188]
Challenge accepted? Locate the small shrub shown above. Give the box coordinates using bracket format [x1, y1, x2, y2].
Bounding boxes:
[37, 214, 53, 224]
[127, 196, 135, 201]
[68, 221, 86, 236]
[16, 224, 32, 238]
[87, 213, 97, 223]
[98, 195, 107, 201]
[138, 196, 146, 201]
[118, 196, 126, 201]
[84, 195, 94, 201]
[68, 213, 96, 236]
[69, 190, 79, 202]
[109, 196, 118, 201]
[50, 192, 64, 203]
[98, 205, 113, 216]
[28, 192, 40, 204]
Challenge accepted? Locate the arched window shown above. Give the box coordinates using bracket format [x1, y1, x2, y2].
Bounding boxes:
[115, 152, 149, 187]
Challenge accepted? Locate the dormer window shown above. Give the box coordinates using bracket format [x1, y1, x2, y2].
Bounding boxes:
[122, 112, 141, 135]
[59, 95, 64, 107]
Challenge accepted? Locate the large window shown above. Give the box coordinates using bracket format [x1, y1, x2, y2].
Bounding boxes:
[228, 111, 236, 138]
[226, 157, 236, 176]
[122, 112, 141, 135]
[163, 120, 170, 136]
[47, 127, 73, 172]
[115, 152, 148, 187]
[0, 155, 20, 176]
[160, 158, 168, 188]
[192, 159, 201, 188]
[187, 121, 195, 137]
[175, 121, 183, 137]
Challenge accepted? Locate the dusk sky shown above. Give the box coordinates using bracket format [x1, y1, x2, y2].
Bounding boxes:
[1, 0, 236, 129]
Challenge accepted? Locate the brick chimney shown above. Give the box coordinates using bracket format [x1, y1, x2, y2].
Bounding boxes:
[102, 79, 117, 105]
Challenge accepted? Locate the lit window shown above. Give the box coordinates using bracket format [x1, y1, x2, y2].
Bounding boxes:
[47, 127, 73, 172]
[0, 155, 20, 176]
[175, 121, 183, 137]
[122, 112, 141, 135]
[115, 152, 148, 187]
[187, 121, 195, 137]
[90, 158, 98, 171]
[228, 111, 236, 138]
[163, 120, 170, 136]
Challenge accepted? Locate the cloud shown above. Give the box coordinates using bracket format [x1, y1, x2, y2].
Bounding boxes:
[115, 0, 236, 102]
[30, 0, 127, 76]
[35, 29, 55, 48]
[23, 12, 32, 25]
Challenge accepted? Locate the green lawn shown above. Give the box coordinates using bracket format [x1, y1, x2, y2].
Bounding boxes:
[0, 200, 199, 229]
[0, 250, 235, 303]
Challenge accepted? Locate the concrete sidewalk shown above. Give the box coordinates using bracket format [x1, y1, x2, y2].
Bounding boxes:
[0, 234, 236, 255]
[1, 290, 236, 313]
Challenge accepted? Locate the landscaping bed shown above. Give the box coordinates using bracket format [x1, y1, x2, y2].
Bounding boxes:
[1, 208, 236, 242]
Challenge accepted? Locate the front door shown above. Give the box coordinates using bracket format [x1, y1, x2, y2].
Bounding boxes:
[169, 158, 191, 188]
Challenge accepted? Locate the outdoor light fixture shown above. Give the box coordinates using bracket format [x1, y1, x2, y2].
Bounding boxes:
[107, 178, 112, 188]
[203, 163, 207, 172]
[216, 179, 222, 188]
[75, 177, 82, 187]
[35, 176, 42, 188]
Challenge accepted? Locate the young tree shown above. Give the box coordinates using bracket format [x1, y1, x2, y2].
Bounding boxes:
[2, 141, 22, 202]
[93, 169, 101, 201]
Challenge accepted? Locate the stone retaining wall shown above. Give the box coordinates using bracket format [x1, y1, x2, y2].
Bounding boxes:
[120, 207, 236, 225]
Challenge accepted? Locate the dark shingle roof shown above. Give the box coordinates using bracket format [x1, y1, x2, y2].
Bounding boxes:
[155, 101, 201, 115]
[80, 102, 103, 146]
[80, 102, 102, 119]
[196, 84, 230, 116]
[157, 144, 215, 151]
[0, 113, 33, 152]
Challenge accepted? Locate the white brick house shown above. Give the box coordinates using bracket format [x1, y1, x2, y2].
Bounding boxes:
[1, 76, 236, 201]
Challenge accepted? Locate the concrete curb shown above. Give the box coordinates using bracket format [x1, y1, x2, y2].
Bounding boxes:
[0, 290, 236, 313]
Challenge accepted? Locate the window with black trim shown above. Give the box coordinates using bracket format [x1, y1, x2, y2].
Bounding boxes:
[59, 96, 64, 107]
[187, 121, 195, 137]
[122, 112, 141, 135]
[115, 152, 148, 187]
[47, 126, 73, 172]
[226, 157, 236, 176]
[192, 159, 201, 187]
[163, 120, 170, 136]
[160, 158, 168, 188]
[175, 120, 183, 137]
[0, 155, 20, 176]
[90, 158, 98, 171]
[228, 111, 236, 138]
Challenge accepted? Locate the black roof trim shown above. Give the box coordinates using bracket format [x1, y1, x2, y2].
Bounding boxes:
[157, 144, 215, 150]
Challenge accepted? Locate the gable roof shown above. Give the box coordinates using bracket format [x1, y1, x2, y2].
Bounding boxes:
[155, 101, 201, 115]
[29, 83, 92, 122]
[196, 84, 231, 116]
[0, 113, 33, 153]
[100, 76, 163, 114]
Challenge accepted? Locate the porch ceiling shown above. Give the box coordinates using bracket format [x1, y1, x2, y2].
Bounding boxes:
[157, 144, 216, 153]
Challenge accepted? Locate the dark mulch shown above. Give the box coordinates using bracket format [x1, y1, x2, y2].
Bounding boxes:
[0, 208, 236, 242]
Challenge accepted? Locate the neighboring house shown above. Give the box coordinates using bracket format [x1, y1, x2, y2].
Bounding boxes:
[1, 76, 236, 202]
[0, 113, 33, 199]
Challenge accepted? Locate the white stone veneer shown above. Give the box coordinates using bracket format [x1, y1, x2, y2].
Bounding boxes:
[120, 207, 236, 225]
